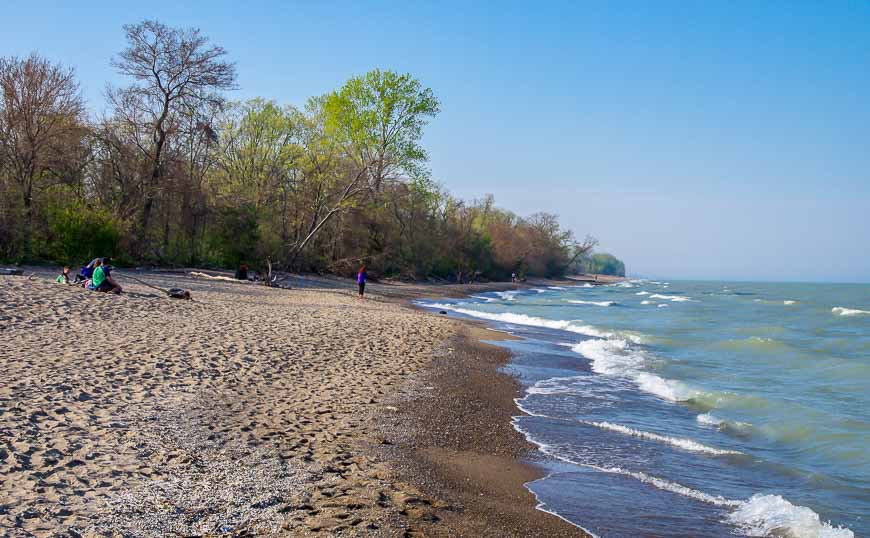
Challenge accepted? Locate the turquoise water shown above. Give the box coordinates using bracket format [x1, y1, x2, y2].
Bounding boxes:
[421, 281, 869, 537]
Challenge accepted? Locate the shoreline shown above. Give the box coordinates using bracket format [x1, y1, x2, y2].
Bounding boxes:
[370, 322, 588, 536]
[0, 269, 594, 536]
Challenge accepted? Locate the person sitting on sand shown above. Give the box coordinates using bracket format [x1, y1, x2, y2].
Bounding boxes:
[78, 258, 100, 287]
[76, 257, 102, 283]
[56, 266, 71, 284]
[88, 258, 122, 294]
[357, 265, 367, 299]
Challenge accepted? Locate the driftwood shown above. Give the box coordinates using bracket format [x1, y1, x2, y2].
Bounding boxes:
[190, 271, 241, 283]
[122, 274, 193, 300]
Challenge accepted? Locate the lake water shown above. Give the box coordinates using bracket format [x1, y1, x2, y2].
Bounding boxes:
[420, 280, 869, 537]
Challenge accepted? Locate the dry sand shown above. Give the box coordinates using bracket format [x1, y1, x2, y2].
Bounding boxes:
[0, 270, 590, 537]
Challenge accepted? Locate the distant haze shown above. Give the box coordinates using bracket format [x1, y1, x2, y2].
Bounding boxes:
[3, 1, 868, 281]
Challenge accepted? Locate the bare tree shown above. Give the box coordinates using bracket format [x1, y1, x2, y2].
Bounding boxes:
[0, 53, 85, 257]
[108, 19, 236, 256]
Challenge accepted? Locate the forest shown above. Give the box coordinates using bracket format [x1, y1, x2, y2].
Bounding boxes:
[0, 20, 606, 281]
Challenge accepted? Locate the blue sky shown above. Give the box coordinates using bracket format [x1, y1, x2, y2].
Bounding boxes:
[3, 1, 868, 281]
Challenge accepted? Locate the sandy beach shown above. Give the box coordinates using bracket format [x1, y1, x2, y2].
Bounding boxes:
[0, 269, 589, 537]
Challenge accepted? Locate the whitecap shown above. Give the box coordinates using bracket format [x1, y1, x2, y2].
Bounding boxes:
[832, 306, 869, 316]
[635, 372, 697, 402]
[567, 300, 616, 307]
[636, 291, 650, 296]
[641, 300, 653, 305]
[783, 300, 797, 305]
[518, 423, 854, 538]
[697, 413, 723, 426]
[728, 494, 854, 538]
[581, 420, 741, 456]
[424, 304, 640, 342]
[494, 291, 520, 301]
[571, 339, 701, 403]
[547, 286, 567, 290]
[649, 293, 692, 302]
[696, 413, 752, 432]
[658, 304, 669, 308]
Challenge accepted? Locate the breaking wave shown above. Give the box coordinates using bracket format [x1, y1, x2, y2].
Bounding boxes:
[567, 300, 617, 307]
[581, 420, 742, 456]
[649, 293, 693, 302]
[728, 494, 854, 538]
[424, 303, 642, 342]
[571, 339, 700, 403]
[515, 422, 853, 538]
[832, 307, 869, 316]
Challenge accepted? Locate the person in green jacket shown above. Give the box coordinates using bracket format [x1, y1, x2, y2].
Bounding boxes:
[89, 258, 122, 294]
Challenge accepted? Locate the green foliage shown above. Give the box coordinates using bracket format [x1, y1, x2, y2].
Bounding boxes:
[1, 37, 612, 281]
[582, 253, 626, 277]
[324, 69, 440, 181]
[206, 205, 260, 267]
[44, 204, 121, 265]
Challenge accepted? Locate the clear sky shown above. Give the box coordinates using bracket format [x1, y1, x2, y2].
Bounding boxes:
[3, 1, 868, 282]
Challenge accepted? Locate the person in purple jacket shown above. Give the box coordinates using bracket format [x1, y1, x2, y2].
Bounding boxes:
[357, 265, 367, 299]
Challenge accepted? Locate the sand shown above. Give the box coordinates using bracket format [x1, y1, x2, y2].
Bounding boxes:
[0, 270, 590, 537]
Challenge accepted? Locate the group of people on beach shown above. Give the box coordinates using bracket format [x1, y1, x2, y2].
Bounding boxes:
[57, 257, 122, 294]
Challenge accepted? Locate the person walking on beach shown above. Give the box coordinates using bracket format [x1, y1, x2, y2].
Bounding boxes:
[357, 265, 367, 299]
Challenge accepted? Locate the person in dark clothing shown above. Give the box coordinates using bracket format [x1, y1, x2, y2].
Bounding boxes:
[235, 263, 249, 280]
[76, 257, 101, 282]
[357, 265, 367, 299]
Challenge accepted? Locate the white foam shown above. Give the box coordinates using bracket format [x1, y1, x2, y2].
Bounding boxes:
[469, 295, 497, 303]
[606, 466, 740, 507]
[636, 291, 650, 296]
[425, 304, 636, 341]
[636, 372, 698, 402]
[522, 376, 621, 402]
[494, 291, 519, 301]
[531, 288, 548, 293]
[567, 300, 616, 307]
[641, 300, 654, 305]
[728, 494, 854, 538]
[649, 293, 692, 302]
[832, 306, 869, 316]
[573, 339, 644, 376]
[583, 421, 741, 456]
[547, 286, 567, 290]
[783, 300, 797, 305]
[512, 413, 854, 537]
[696, 413, 723, 426]
[658, 304, 670, 308]
[571, 339, 698, 402]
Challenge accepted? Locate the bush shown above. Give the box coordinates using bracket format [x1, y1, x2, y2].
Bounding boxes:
[44, 204, 122, 265]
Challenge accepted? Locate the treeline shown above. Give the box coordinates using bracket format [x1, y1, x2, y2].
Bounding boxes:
[580, 253, 626, 277]
[0, 20, 600, 280]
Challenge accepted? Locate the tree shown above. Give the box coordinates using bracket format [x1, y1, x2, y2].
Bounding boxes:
[108, 19, 236, 257]
[324, 69, 440, 190]
[0, 54, 85, 258]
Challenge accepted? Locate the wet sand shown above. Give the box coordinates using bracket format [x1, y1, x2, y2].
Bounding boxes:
[0, 269, 590, 536]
